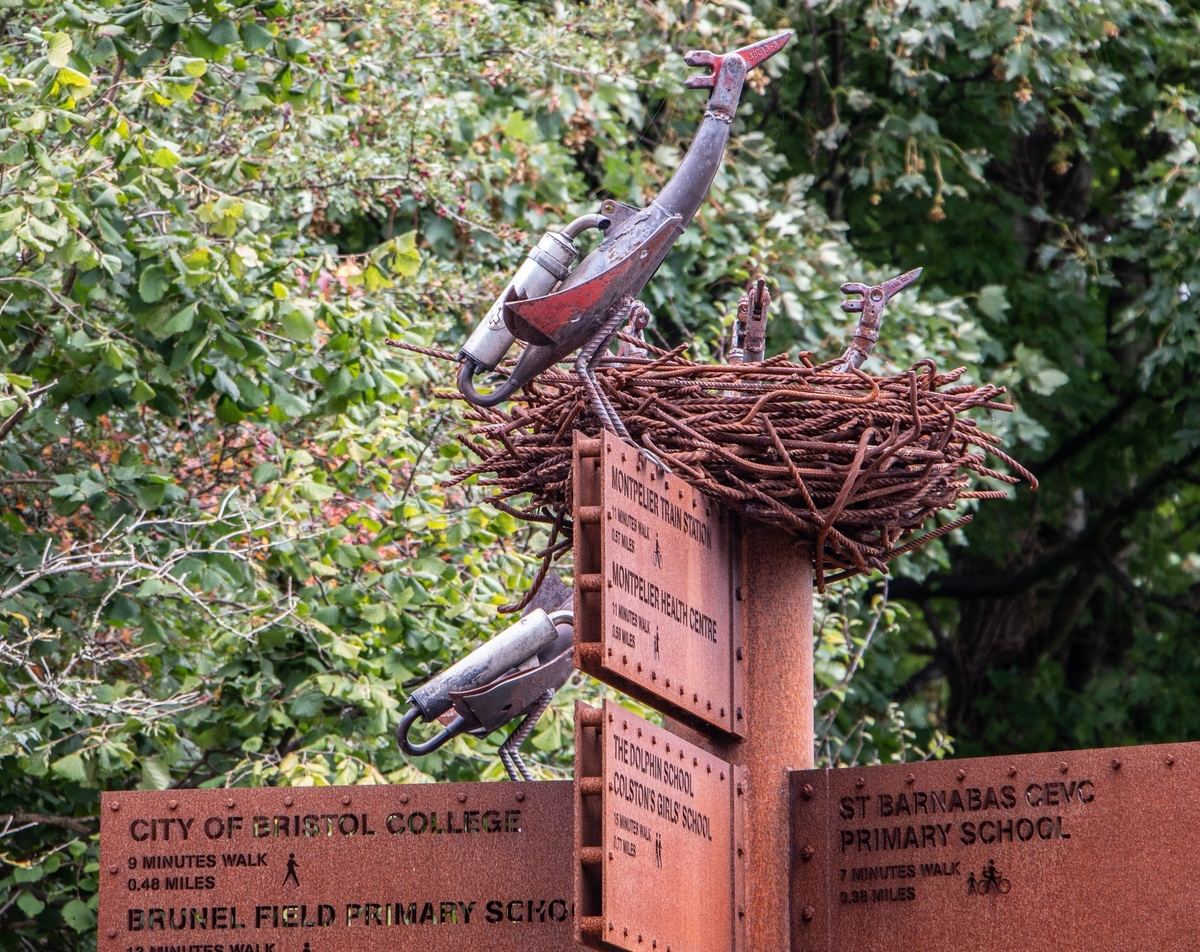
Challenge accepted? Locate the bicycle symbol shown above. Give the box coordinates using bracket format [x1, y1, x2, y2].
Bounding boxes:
[967, 860, 1011, 896]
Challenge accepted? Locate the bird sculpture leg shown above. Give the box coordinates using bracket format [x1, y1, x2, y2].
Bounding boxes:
[498, 689, 555, 782]
[574, 297, 635, 441]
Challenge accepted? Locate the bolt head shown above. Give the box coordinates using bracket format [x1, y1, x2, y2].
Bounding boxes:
[800, 783, 814, 800]
[906, 773, 915, 784]
[802, 906, 816, 922]
[515, 791, 525, 801]
[1111, 759, 1122, 770]
[109, 865, 118, 875]
[457, 793, 467, 803]
[108, 929, 118, 939]
[1007, 766, 1017, 777]
[399, 794, 409, 804]
[1059, 762, 1068, 774]
[955, 769, 966, 782]
[110, 801, 120, 812]
[855, 777, 865, 788]
[800, 844, 815, 861]
[1167, 755, 1175, 766]
[225, 798, 235, 809]
[284, 795, 294, 806]
[168, 799, 178, 810]
[342, 795, 351, 805]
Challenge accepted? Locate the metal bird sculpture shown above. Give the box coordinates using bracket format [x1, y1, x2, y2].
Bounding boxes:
[456, 31, 793, 422]
[837, 267, 923, 371]
[397, 578, 574, 780]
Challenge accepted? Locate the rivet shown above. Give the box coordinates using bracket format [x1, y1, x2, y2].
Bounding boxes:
[651, 736, 656, 745]
[108, 865, 118, 874]
[610, 852, 615, 861]
[1007, 766, 1017, 778]
[720, 707, 726, 717]
[399, 794, 409, 804]
[906, 774, 915, 785]
[1111, 759, 1121, 770]
[737, 707, 744, 721]
[284, 795, 294, 806]
[1059, 762, 1068, 774]
[515, 791, 525, 801]
[737, 844, 744, 856]
[706, 700, 712, 711]
[679, 686, 684, 696]
[622, 654, 628, 665]
[802, 906, 815, 922]
[342, 795, 351, 806]
[623, 721, 628, 731]
[624, 927, 629, 937]
[665, 679, 671, 688]
[226, 798, 235, 809]
[1167, 755, 1175, 766]
[457, 793, 467, 803]
[168, 799, 178, 810]
[736, 782, 745, 796]
[737, 906, 745, 918]
[652, 671, 657, 680]
[608, 647, 613, 656]
[110, 801, 120, 812]
[108, 929, 118, 939]
[692, 693, 698, 702]
[720, 772, 725, 781]
[956, 769, 966, 782]
[638, 934, 643, 943]
[707, 764, 712, 773]
[609, 923, 615, 931]
[637, 663, 642, 673]
[665, 743, 670, 753]
[736, 647, 743, 661]
[608, 713, 614, 723]
[800, 844, 815, 861]
[735, 587, 744, 601]
[855, 777, 865, 789]
[693, 758, 698, 767]
[800, 783, 814, 800]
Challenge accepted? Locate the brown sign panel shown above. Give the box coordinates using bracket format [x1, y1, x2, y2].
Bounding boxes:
[99, 781, 575, 952]
[791, 742, 1200, 951]
[573, 430, 743, 737]
[575, 700, 745, 952]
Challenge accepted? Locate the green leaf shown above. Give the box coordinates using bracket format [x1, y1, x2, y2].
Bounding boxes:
[391, 232, 420, 278]
[976, 285, 1011, 321]
[47, 32, 72, 69]
[132, 480, 167, 510]
[139, 265, 170, 303]
[61, 898, 96, 933]
[139, 758, 172, 790]
[15, 892, 44, 918]
[241, 22, 275, 51]
[205, 19, 239, 47]
[280, 304, 316, 341]
[57, 67, 92, 88]
[0, 140, 26, 165]
[503, 110, 537, 143]
[150, 147, 181, 169]
[51, 752, 87, 783]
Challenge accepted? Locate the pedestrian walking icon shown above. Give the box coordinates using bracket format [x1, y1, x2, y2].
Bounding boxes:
[284, 853, 300, 887]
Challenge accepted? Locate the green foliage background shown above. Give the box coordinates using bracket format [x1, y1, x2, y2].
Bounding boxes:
[0, 0, 1197, 945]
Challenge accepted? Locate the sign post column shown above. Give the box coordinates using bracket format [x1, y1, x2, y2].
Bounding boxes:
[737, 526, 813, 952]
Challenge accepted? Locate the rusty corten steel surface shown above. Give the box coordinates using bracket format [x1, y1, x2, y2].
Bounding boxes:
[573, 430, 743, 737]
[98, 782, 575, 952]
[575, 700, 743, 952]
[790, 742, 1200, 951]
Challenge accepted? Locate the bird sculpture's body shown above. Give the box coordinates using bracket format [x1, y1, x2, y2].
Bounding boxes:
[456, 31, 794, 413]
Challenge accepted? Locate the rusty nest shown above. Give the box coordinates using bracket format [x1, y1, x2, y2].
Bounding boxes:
[424, 340, 1036, 591]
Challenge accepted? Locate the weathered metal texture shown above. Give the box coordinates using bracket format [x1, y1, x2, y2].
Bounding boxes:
[575, 700, 744, 952]
[98, 782, 575, 952]
[791, 742, 1200, 951]
[669, 528, 814, 952]
[573, 429, 743, 737]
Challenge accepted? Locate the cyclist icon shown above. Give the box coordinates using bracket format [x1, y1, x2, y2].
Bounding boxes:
[978, 859, 1011, 895]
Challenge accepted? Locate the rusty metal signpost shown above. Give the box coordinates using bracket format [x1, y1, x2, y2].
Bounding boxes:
[572, 431, 743, 737]
[98, 783, 576, 952]
[574, 700, 747, 952]
[790, 742, 1200, 952]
